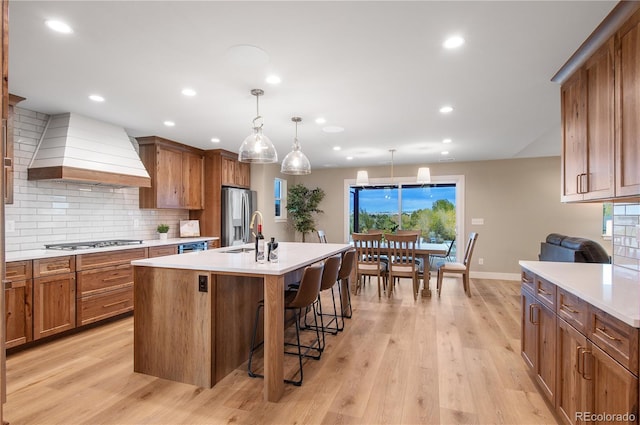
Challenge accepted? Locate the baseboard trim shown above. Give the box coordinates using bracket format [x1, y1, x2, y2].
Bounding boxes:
[470, 271, 520, 281]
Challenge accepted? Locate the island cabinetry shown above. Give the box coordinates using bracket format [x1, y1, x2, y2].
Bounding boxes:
[136, 136, 204, 210]
[521, 267, 639, 425]
[76, 248, 146, 326]
[32, 256, 76, 340]
[4, 261, 32, 348]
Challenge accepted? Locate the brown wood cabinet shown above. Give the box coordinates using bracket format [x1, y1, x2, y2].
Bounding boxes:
[4, 94, 25, 205]
[137, 136, 204, 210]
[556, 3, 640, 201]
[148, 244, 178, 258]
[76, 248, 146, 326]
[33, 262, 76, 340]
[4, 261, 32, 348]
[190, 149, 251, 238]
[521, 268, 640, 425]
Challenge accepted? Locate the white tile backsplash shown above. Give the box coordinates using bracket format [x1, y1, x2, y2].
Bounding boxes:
[5, 106, 189, 251]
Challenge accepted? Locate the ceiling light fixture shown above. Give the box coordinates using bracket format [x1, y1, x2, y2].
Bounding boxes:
[439, 106, 454, 114]
[88, 94, 104, 102]
[181, 88, 196, 96]
[443, 35, 465, 49]
[238, 89, 277, 163]
[441, 151, 449, 155]
[265, 75, 281, 84]
[315, 117, 326, 124]
[417, 167, 431, 184]
[163, 121, 175, 127]
[211, 138, 220, 143]
[281, 117, 311, 175]
[333, 146, 341, 151]
[356, 170, 369, 186]
[45, 20, 73, 34]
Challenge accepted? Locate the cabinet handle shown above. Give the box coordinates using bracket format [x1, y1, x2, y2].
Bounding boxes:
[102, 299, 128, 308]
[102, 275, 125, 283]
[522, 276, 532, 284]
[529, 304, 539, 325]
[537, 287, 551, 296]
[581, 349, 592, 380]
[576, 346, 585, 376]
[596, 326, 621, 342]
[561, 303, 579, 314]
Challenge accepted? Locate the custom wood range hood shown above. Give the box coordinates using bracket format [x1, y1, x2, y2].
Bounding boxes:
[27, 112, 151, 188]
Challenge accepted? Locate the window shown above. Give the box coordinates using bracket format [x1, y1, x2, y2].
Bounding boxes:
[274, 178, 287, 222]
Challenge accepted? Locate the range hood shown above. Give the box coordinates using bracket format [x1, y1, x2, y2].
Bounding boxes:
[28, 113, 151, 187]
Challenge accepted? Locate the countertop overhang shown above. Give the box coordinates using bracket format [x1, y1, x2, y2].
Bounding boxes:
[519, 260, 640, 327]
[132, 242, 351, 276]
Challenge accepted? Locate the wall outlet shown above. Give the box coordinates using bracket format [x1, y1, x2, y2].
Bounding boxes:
[478, 258, 484, 265]
[198, 275, 208, 292]
[471, 218, 484, 225]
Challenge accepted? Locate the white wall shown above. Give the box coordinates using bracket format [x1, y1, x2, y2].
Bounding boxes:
[5, 107, 188, 252]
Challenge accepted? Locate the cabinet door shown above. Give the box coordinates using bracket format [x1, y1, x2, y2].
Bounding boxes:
[182, 151, 204, 209]
[236, 161, 250, 188]
[583, 40, 615, 201]
[33, 273, 76, 340]
[156, 146, 183, 208]
[616, 12, 640, 198]
[589, 343, 638, 424]
[536, 303, 557, 405]
[4, 280, 32, 348]
[521, 287, 537, 370]
[221, 156, 236, 186]
[561, 71, 587, 202]
[557, 318, 592, 425]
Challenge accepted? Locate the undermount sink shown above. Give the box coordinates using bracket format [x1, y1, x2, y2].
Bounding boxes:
[224, 247, 254, 253]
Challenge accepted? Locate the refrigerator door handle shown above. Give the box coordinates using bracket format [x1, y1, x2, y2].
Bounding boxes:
[242, 192, 248, 242]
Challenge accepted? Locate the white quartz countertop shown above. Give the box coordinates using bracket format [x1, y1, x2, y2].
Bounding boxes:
[519, 261, 640, 327]
[5, 237, 218, 262]
[132, 242, 351, 276]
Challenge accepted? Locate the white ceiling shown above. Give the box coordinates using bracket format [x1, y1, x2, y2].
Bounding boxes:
[8, 1, 615, 169]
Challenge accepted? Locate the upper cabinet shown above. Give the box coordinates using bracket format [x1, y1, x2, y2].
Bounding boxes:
[555, 3, 640, 202]
[136, 136, 204, 210]
[220, 151, 250, 188]
[4, 94, 25, 205]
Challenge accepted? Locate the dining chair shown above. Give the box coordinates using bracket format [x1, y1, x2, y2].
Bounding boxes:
[248, 262, 324, 386]
[317, 230, 328, 243]
[386, 233, 421, 300]
[436, 232, 478, 297]
[430, 236, 456, 269]
[352, 232, 388, 298]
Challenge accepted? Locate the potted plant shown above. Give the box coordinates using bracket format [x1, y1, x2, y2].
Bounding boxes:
[286, 184, 325, 242]
[157, 224, 169, 240]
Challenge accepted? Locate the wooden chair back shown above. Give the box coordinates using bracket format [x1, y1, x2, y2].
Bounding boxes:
[462, 232, 479, 269]
[352, 232, 384, 273]
[317, 230, 328, 243]
[386, 233, 418, 273]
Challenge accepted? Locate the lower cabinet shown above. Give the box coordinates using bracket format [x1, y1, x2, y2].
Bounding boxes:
[5, 261, 33, 348]
[33, 272, 76, 340]
[521, 268, 639, 425]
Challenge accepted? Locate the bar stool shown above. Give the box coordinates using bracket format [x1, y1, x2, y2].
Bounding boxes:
[336, 248, 356, 321]
[247, 262, 324, 386]
[303, 255, 342, 349]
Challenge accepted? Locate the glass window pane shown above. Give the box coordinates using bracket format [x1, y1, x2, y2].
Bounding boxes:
[356, 186, 399, 233]
[400, 184, 456, 243]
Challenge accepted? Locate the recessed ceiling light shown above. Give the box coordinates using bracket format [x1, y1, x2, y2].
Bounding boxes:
[346, 156, 353, 160]
[443, 35, 465, 49]
[45, 20, 73, 34]
[265, 75, 281, 84]
[211, 138, 220, 143]
[88, 94, 105, 102]
[315, 117, 326, 124]
[439, 106, 454, 114]
[163, 121, 175, 127]
[181, 88, 196, 96]
[323, 126, 344, 133]
[333, 146, 341, 151]
[441, 151, 449, 155]
[442, 138, 452, 144]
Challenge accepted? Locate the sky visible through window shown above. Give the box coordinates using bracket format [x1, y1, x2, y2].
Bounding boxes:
[357, 185, 456, 214]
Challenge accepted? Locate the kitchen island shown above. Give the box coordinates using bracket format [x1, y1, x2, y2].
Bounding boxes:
[131, 242, 350, 402]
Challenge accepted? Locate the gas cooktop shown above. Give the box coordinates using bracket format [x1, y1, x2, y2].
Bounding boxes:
[44, 239, 143, 250]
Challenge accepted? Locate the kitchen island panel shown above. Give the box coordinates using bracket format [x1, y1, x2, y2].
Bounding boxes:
[133, 267, 213, 388]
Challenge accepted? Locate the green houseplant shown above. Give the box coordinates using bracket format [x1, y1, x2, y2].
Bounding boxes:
[157, 224, 169, 240]
[286, 184, 325, 242]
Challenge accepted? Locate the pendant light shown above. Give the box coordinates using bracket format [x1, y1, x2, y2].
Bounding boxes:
[238, 89, 278, 163]
[417, 167, 431, 183]
[281, 117, 311, 175]
[356, 170, 369, 186]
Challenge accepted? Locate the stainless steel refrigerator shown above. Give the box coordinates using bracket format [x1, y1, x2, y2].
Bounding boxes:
[221, 186, 257, 247]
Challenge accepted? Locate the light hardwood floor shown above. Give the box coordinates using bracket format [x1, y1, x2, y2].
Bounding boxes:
[4, 277, 558, 425]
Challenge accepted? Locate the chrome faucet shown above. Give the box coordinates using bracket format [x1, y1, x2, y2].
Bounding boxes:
[249, 210, 263, 239]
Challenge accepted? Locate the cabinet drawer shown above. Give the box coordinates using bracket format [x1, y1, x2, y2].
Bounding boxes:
[77, 286, 133, 326]
[5, 260, 32, 281]
[148, 245, 178, 258]
[588, 305, 639, 375]
[77, 264, 134, 297]
[208, 239, 220, 249]
[76, 247, 148, 270]
[535, 276, 556, 310]
[521, 269, 535, 293]
[557, 288, 588, 334]
[33, 256, 75, 278]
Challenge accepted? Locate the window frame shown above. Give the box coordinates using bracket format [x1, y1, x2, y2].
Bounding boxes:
[274, 177, 287, 222]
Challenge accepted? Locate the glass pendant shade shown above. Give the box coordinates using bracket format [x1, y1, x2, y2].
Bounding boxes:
[417, 167, 431, 183]
[281, 142, 311, 174]
[356, 170, 369, 186]
[239, 126, 278, 163]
